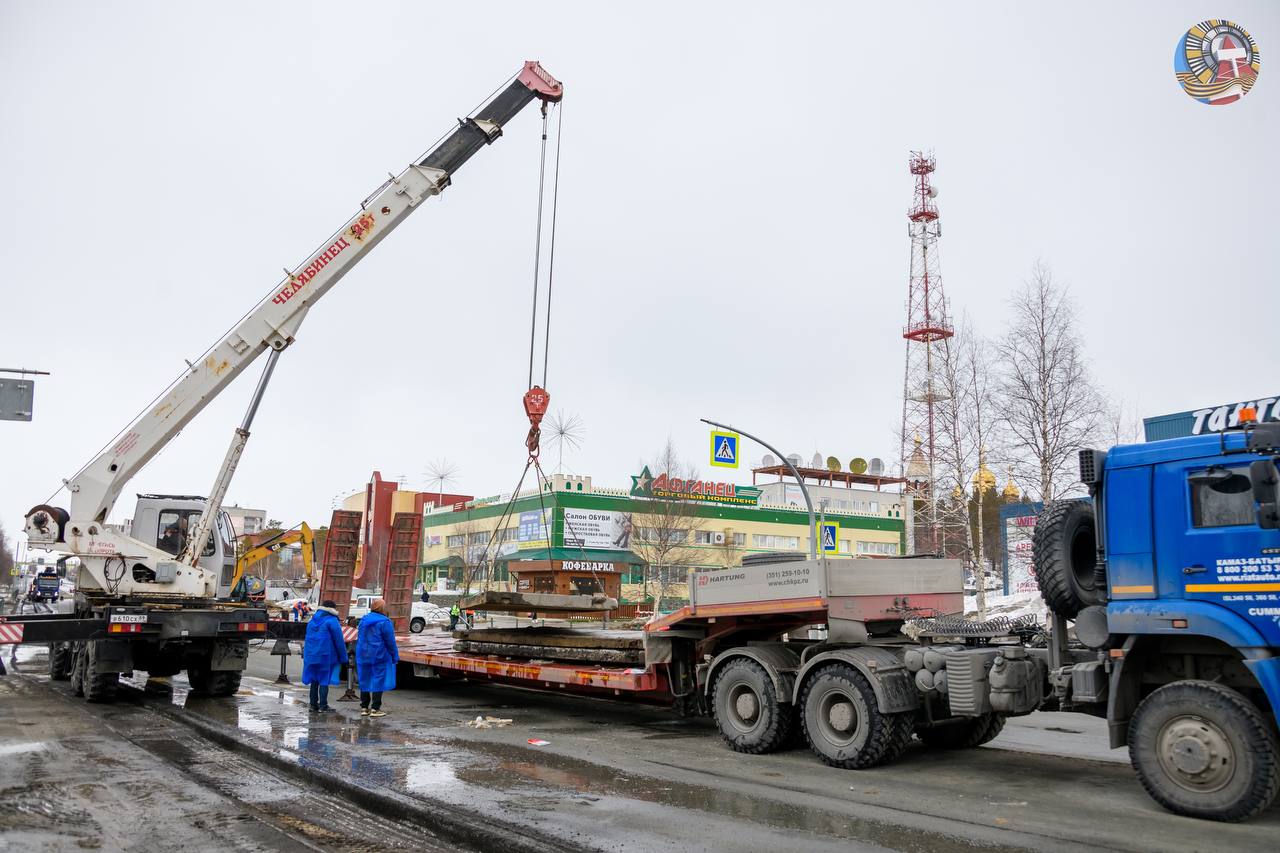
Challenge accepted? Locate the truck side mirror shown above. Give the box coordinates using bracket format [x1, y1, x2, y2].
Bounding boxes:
[1249, 460, 1280, 529]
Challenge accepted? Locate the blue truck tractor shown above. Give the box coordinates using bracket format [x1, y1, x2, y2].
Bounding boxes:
[1031, 420, 1280, 821]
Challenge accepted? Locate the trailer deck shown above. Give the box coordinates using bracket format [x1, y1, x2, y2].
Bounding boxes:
[397, 631, 667, 698]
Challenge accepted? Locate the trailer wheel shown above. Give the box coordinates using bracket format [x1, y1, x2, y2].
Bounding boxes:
[711, 659, 795, 754]
[1128, 681, 1280, 821]
[410, 617, 426, 634]
[917, 713, 1006, 749]
[188, 667, 242, 698]
[83, 643, 120, 704]
[48, 642, 73, 681]
[1031, 499, 1105, 618]
[800, 663, 912, 769]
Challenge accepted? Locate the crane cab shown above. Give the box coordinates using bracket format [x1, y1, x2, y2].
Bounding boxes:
[130, 494, 236, 590]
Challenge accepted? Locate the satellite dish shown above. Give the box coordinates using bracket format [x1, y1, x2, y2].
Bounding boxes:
[786, 453, 802, 468]
[928, 186, 939, 198]
[868, 457, 885, 476]
[849, 457, 868, 475]
[761, 453, 777, 467]
[826, 456, 841, 472]
[810, 452, 823, 468]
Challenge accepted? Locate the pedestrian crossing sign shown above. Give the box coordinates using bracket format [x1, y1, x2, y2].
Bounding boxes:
[819, 520, 840, 553]
[710, 431, 739, 468]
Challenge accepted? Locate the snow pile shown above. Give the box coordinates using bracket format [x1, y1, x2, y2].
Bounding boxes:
[964, 590, 1047, 623]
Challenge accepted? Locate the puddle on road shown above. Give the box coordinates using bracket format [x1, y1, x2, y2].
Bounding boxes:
[0, 740, 49, 757]
[405, 760, 458, 793]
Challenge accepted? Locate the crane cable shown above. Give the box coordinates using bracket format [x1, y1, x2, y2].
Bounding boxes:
[541, 103, 564, 389]
[521, 101, 562, 463]
[466, 102, 566, 595]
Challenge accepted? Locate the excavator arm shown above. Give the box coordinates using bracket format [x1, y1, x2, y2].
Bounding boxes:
[227, 522, 315, 600]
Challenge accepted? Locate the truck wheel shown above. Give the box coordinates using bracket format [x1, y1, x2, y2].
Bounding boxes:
[1031, 499, 1105, 618]
[189, 667, 242, 697]
[70, 642, 87, 697]
[918, 713, 1006, 749]
[800, 663, 913, 769]
[410, 617, 426, 634]
[48, 642, 73, 681]
[1129, 681, 1280, 821]
[84, 643, 120, 704]
[712, 659, 795, 754]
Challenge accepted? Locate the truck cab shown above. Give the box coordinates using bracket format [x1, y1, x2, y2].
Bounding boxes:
[1034, 423, 1280, 820]
[128, 494, 237, 595]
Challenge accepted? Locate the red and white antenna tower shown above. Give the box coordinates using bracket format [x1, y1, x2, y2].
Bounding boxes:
[899, 151, 953, 555]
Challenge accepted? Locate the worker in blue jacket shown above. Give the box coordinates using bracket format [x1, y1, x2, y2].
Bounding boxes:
[356, 598, 399, 717]
[302, 599, 347, 712]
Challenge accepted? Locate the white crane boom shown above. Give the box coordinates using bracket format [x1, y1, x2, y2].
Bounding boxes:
[24, 62, 562, 599]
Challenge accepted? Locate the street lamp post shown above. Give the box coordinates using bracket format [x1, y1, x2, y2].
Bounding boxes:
[699, 418, 818, 560]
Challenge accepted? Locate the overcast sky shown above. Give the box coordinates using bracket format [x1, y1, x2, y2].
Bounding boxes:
[2, 1, 1276, 548]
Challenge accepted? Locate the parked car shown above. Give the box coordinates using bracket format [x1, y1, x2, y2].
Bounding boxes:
[410, 601, 450, 633]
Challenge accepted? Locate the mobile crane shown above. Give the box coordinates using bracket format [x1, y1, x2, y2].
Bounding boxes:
[3, 61, 562, 701]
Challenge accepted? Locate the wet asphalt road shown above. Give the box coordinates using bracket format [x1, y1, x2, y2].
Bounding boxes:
[0, 648, 457, 852]
[3, 639, 1279, 852]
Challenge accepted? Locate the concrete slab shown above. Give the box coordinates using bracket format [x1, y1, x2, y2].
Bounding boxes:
[457, 590, 617, 613]
[454, 627, 644, 650]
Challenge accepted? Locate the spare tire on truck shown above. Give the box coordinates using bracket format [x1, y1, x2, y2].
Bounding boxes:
[1031, 499, 1106, 618]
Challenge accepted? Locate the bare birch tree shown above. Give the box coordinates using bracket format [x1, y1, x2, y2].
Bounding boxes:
[935, 319, 1001, 615]
[630, 439, 706, 615]
[962, 332, 999, 615]
[934, 325, 977, 568]
[995, 262, 1105, 503]
[1106, 398, 1144, 448]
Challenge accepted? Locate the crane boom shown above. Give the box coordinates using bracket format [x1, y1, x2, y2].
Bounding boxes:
[25, 62, 562, 599]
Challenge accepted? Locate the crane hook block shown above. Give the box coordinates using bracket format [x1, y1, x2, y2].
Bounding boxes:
[524, 386, 550, 428]
[518, 61, 563, 103]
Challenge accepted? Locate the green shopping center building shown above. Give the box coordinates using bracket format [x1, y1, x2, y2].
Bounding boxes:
[419, 472, 907, 602]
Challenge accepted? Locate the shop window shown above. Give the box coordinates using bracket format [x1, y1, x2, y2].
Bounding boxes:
[571, 576, 603, 594]
[752, 534, 801, 551]
[856, 540, 899, 556]
[639, 527, 687, 544]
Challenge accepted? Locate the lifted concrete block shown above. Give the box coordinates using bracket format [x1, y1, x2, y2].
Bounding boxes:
[456, 627, 644, 650]
[456, 590, 617, 613]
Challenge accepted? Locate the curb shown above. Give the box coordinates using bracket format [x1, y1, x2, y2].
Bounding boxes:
[132, 685, 584, 853]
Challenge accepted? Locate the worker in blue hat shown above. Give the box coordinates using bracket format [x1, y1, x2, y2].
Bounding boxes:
[356, 598, 399, 717]
[302, 599, 347, 712]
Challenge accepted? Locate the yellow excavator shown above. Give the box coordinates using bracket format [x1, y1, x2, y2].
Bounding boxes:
[228, 523, 315, 603]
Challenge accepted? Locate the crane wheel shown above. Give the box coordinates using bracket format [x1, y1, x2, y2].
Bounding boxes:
[48, 642, 73, 681]
[711, 659, 795, 754]
[1129, 680, 1280, 821]
[83, 642, 119, 703]
[1031, 499, 1106, 618]
[800, 663, 913, 769]
[410, 618, 426, 634]
[188, 667, 242, 697]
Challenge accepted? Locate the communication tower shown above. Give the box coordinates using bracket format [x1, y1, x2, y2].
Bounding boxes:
[899, 152, 953, 554]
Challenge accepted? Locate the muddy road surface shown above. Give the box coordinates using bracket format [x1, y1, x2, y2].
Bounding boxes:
[2, 642, 1278, 852]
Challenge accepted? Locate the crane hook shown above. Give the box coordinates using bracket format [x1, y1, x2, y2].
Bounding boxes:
[523, 385, 550, 460]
